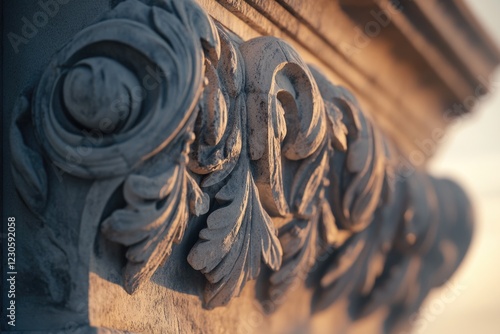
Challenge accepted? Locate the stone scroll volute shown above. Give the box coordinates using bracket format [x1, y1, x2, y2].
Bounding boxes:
[10, 0, 474, 332]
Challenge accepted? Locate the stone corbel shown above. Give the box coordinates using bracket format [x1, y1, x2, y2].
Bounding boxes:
[10, 0, 474, 332]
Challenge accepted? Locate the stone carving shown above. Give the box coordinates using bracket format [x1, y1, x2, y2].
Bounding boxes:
[10, 0, 473, 331]
[12, 0, 218, 295]
[187, 30, 284, 309]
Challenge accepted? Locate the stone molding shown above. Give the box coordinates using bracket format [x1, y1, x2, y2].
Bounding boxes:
[10, 0, 473, 332]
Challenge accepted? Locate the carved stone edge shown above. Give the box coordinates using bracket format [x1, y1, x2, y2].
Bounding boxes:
[9, 0, 474, 332]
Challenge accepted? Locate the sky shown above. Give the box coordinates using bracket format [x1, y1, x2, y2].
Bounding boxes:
[423, 1, 500, 333]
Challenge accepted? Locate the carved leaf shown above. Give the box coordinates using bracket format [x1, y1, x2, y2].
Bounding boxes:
[269, 142, 339, 298]
[315, 198, 402, 312]
[101, 145, 209, 293]
[10, 95, 48, 215]
[188, 158, 282, 308]
[311, 68, 392, 232]
[349, 177, 473, 332]
[269, 110, 344, 299]
[197, 97, 243, 188]
[199, 60, 229, 147]
[240, 37, 327, 216]
[189, 84, 241, 182]
[324, 100, 348, 152]
[269, 195, 342, 300]
[314, 230, 368, 311]
[319, 198, 340, 246]
[342, 118, 387, 227]
[152, 0, 221, 61]
[189, 27, 244, 186]
[270, 217, 318, 299]
[356, 257, 412, 319]
[357, 195, 410, 316]
[290, 141, 331, 218]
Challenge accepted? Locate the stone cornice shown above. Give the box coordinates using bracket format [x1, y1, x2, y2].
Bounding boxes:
[10, 0, 474, 332]
[198, 0, 500, 159]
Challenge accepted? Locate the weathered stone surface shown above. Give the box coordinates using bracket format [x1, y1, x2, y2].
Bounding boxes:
[3, 0, 484, 333]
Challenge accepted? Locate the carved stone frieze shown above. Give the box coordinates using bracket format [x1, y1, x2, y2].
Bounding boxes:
[10, 0, 474, 332]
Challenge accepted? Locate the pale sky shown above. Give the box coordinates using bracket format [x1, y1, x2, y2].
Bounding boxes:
[424, 1, 500, 333]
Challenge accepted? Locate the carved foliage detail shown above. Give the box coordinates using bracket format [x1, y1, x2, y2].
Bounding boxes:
[10, 0, 474, 326]
[188, 31, 340, 307]
[188, 29, 286, 308]
[31, 0, 219, 179]
[188, 156, 282, 308]
[101, 133, 209, 294]
[90, 0, 218, 294]
[11, 0, 218, 294]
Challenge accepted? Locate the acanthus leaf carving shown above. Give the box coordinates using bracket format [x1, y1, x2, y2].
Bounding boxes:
[240, 37, 327, 217]
[11, 0, 219, 295]
[189, 27, 244, 186]
[188, 28, 285, 308]
[311, 68, 393, 233]
[9, 0, 475, 330]
[101, 132, 209, 294]
[314, 206, 398, 313]
[269, 141, 337, 299]
[188, 156, 282, 308]
[269, 216, 319, 300]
